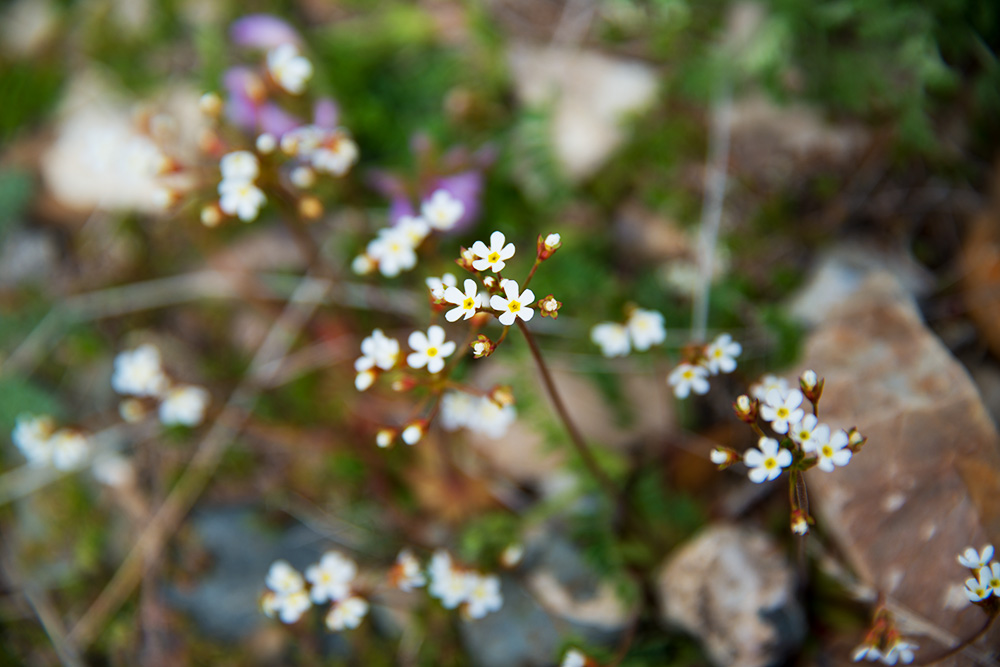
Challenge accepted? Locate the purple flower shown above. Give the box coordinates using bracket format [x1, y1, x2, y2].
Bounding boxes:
[313, 98, 339, 129]
[230, 14, 301, 50]
[432, 171, 482, 231]
[258, 102, 303, 137]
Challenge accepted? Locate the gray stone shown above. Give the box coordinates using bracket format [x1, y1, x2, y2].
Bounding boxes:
[656, 523, 805, 667]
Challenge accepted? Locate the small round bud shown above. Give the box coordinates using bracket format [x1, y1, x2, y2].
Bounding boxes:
[119, 398, 147, 423]
[391, 376, 418, 392]
[489, 385, 515, 407]
[256, 133, 277, 154]
[800, 370, 817, 390]
[200, 204, 223, 227]
[847, 427, 867, 452]
[290, 166, 316, 189]
[151, 187, 177, 211]
[732, 394, 757, 423]
[355, 369, 376, 391]
[401, 422, 424, 445]
[456, 247, 477, 272]
[537, 232, 562, 260]
[298, 196, 323, 220]
[790, 509, 811, 536]
[471, 334, 495, 359]
[352, 254, 376, 275]
[376, 429, 395, 448]
[500, 544, 524, 568]
[199, 92, 223, 117]
[483, 276, 496, 289]
[538, 294, 562, 319]
[709, 446, 740, 469]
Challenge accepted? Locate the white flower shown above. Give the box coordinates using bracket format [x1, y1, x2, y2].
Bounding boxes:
[965, 568, 993, 602]
[311, 133, 358, 176]
[266, 560, 305, 595]
[426, 273, 457, 300]
[289, 165, 316, 189]
[12, 415, 55, 466]
[544, 233, 561, 250]
[815, 429, 852, 472]
[326, 596, 369, 631]
[218, 179, 267, 222]
[471, 231, 516, 273]
[49, 430, 89, 470]
[159, 385, 210, 427]
[352, 254, 376, 275]
[744, 436, 792, 483]
[355, 369, 376, 391]
[668, 363, 710, 399]
[703, 333, 741, 374]
[788, 414, 830, 454]
[760, 388, 804, 435]
[562, 649, 587, 667]
[473, 396, 517, 439]
[267, 43, 313, 94]
[432, 568, 470, 609]
[883, 639, 917, 665]
[591, 323, 630, 358]
[984, 562, 1000, 592]
[275, 590, 311, 624]
[464, 573, 502, 619]
[401, 423, 424, 445]
[852, 645, 882, 662]
[490, 280, 535, 326]
[396, 215, 431, 247]
[958, 544, 995, 570]
[444, 279, 482, 322]
[355, 329, 400, 373]
[440, 391, 478, 431]
[219, 151, 259, 182]
[376, 429, 394, 448]
[407, 325, 456, 373]
[626, 308, 666, 351]
[112, 344, 168, 397]
[92, 453, 134, 487]
[393, 549, 426, 591]
[367, 228, 418, 277]
[265, 560, 311, 624]
[306, 551, 357, 604]
[750, 374, 789, 401]
[256, 133, 277, 154]
[421, 189, 465, 231]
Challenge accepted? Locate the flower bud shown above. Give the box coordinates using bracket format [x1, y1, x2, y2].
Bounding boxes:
[456, 247, 477, 272]
[709, 446, 740, 469]
[538, 294, 562, 319]
[391, 376, 418, 392]
[355, 369, 376, 391]
[119, 398, 147, 423]
[537, 232, 562, 260]
[376, 429, 395, 448]
[401, 421, 425, 445]
[732, 394, 758, 424]
[471, 334, 495, 359]
[799, 370, 824, 404]
[256, 133, 277, 154]
[489, 385, 515, 408]
[790, 508, 811, 536]
[200, 204, 223, 228]
[500, 543, 524, 568]
[847, 427, 867, 453]
[290, 166, 317, 189]
[298, 195, 323, 220]
[352, 254, 375, 275]
[199, 92, 223, 117]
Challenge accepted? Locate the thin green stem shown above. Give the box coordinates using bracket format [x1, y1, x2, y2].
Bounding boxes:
[516, 321, 618, 501]
[521, 259, 542, 290]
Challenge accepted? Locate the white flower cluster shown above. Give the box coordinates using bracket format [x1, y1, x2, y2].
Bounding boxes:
[591, 307, 666, 358]
[667, 333, 742, 398]
[852, 639, 918, 665]
[266, 43, 313, 95]
[440, 390, 517, 440]
[353, 190, 465, 278]
[739, 372, 854, 485]
[262, 551, 369, 631]
[428, 550, 503, 619]
[217, 150, 267, 222]
[281, 125, 359, 177]
[11, 415, 89, 471]
[354, 325, 461, 393]
[113, 344, 210, 427]
[960, 544, 1000, 603]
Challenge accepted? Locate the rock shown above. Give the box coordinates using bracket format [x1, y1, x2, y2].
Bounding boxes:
[507, 43, 659, 181]
[656, 523, 805, 667]
[801, 272, 1000, 650]
[786, 242, 934, 328]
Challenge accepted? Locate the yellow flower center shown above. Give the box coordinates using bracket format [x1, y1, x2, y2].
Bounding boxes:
[463, 297, 475, 309]
[764, 458, 776, 469]
[683, 369, 694, 379]
[821, 445, 833, 457]
[426, 347, 438, 357]
[509, 300, 521, 313]
[487, 251, 500, 263]
[776, 407, 789, 419]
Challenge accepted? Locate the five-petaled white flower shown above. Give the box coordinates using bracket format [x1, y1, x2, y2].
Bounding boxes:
[788, 414, 830, 454]
[626, 308, 666, 351]
[267, 43, 313, 94]
[396, 215, 431, 247]
[591, 322, 630, 358]
[426, 273, 457, 300]
[464, 573, 503, 619]
[958, 544, 995, 569]
[220, 151, 260, 182]
[443, 279, 483, 322]
[407, 325, 455, 373]
[113, 344, 168, 397]
[12, 415, 55, 466]
[158, 385, 210, 427]
[490, 280, 534, 326]
[815, 429, 852, 472]
[471, 231, 516, 273]
[218, 179, 267, 222]
[760, 388, 804, 434]
[367, 227, 418, 277]
[326, 596, 369, 631]
[264, 560, 311, 624]
[750, 374, 790, 401]
[421, 189, 465, 231]
[744, 436, 792, 483]
[668, 363, 710, 399]
[355, 329, 400, 373]
[983, 562, 1000, 591]
[965, 568, 992, 602]
[306, 551, 357, 604]
[703, 333, 742, 374]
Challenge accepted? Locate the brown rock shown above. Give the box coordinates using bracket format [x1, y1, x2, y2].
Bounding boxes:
[656, 523, 805, 667]
[802, 273, 1000, 650]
